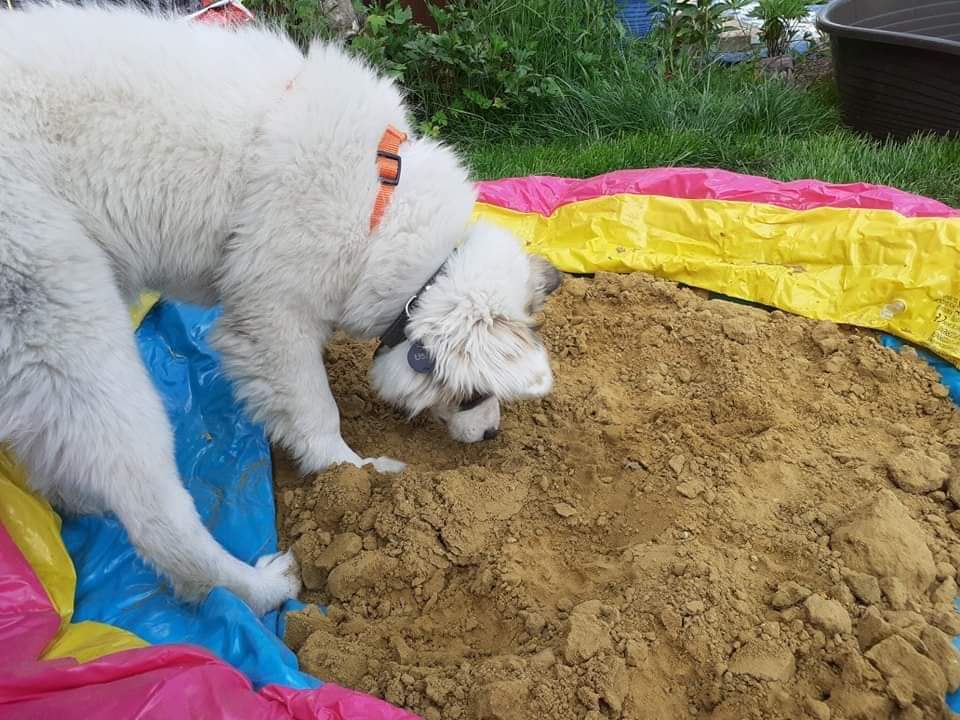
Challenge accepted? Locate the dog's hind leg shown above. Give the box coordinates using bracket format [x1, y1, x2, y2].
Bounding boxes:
[0, 208, 300, 615]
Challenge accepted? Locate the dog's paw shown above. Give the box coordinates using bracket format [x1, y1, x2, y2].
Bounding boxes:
[362, 456, 406, 474]
[243, 550, 301, 616]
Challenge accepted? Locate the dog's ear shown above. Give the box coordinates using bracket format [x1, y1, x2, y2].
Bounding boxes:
[425, 312, 553, 402]
[528, 255, 563, 314]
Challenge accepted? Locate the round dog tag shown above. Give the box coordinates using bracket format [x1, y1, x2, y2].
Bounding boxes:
[407, 341, 435, 374]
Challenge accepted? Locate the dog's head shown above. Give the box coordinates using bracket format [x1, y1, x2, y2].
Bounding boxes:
[370, 221, 561, 442]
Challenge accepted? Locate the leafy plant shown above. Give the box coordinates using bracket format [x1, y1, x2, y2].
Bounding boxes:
[348, 1, 419, 81]
[750, 0, 811, 57]
[244, 0, 336, 48]
[350, 0, 633, 137]
[650, 0, 749, 66]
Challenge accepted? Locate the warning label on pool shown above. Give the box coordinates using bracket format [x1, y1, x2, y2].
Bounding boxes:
[930, 295, 960, 358]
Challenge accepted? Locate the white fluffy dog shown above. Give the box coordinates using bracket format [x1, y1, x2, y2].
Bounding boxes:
[0, 3, 560, 614]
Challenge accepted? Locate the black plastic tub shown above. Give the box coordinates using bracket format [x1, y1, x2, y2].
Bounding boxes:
[817, 0, 960, 140]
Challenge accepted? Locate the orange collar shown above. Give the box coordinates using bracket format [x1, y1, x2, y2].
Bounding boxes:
[281, 73, 404, 233]
[370, 125, 407, 232]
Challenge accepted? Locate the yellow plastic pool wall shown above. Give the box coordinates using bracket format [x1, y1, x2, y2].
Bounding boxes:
[473, 195, 960, 366]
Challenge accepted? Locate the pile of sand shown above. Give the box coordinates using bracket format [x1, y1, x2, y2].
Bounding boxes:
[275, 272, 960, 720]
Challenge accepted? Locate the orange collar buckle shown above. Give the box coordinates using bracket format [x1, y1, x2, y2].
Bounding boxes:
[370, 125, 407, 232]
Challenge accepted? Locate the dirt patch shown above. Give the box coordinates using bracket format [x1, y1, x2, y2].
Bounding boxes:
[793, 41, 834, 89]
[276, 272, 960, 720]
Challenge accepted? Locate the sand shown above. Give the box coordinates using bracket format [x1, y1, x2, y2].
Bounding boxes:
[275, 271, 960, 720]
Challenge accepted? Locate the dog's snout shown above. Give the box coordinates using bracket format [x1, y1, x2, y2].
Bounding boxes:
[483, 427, 499, 441]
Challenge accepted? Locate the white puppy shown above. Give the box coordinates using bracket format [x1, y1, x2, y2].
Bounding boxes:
[0, 3, 560, 614]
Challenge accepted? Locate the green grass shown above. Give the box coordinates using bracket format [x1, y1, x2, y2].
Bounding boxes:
[439, 52, 839, 143]
[468, 65, 824, 137]
[465, 0, 633, 81]
[457, 66, 960, 207]
[465, 130, 960, 207]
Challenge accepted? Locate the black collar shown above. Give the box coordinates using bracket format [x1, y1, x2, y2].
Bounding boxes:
[374, 265, 443, 356]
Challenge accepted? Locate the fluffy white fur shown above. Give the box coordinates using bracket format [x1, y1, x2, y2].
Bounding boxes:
[0, 3, 560, 614]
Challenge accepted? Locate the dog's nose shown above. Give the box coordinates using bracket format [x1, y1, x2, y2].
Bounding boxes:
[483, 427, 499, 441]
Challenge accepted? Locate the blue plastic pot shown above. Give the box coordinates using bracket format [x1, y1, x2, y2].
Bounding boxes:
[617, 0, 657, 38]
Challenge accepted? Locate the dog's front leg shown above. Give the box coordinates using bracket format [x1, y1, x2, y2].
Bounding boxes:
[287, 366, 406, 474]
[212, 311, 405, 475]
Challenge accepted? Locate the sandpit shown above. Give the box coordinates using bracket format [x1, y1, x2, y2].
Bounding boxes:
[275, 271, 960, 720]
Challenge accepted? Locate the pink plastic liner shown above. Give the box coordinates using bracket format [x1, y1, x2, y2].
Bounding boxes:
[476, 168, 960, 218]
[0, 528, 62, 664]
[0, 524, 420, 720]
